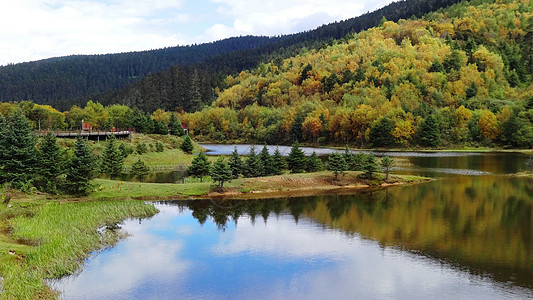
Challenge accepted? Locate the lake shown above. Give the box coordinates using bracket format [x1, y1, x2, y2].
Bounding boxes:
[52, 147, 533, 299]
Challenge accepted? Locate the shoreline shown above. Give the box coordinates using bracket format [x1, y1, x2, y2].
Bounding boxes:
[89, 172, 432, 201]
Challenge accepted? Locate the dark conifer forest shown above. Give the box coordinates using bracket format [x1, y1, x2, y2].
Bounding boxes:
[0, 0, 463, 112]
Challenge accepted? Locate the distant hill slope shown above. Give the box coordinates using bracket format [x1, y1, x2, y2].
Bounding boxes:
[0, 0, 463, 111]
[181, 0, 533, 148]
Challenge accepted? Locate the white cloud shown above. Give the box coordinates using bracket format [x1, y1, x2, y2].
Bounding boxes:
[0, 0, 396, 65]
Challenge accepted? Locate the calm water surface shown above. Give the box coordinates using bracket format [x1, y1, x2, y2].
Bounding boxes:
[52, 148, 533, 299]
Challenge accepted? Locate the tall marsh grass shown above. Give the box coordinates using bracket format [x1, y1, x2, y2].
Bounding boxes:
[1, 200, 157, 299]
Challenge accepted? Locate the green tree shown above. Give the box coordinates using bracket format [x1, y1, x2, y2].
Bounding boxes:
[342, 146, 355, 170]
[228, 146, 244, 179]
[188, 152, 211, 182]
[168, 113, 185, 136]
[272, 147, 286, 175]
[465, 82, 478, 99]
[155, 141, 164, 153]
[36, 132, 66, 193]
[210, 157, 233, 190]
[306, 151, 323, 172]
[130, 158, 150, 181]
[118, 142, 131, 158]
[136, 143, 148, 155]
[287, 142, 307, 173]
[369, 117, 395, 148]
[244, 145, 263, 177]
[428, 59, 445, 73]
[153, 119, 168, 134]
[259, 145, 274, 176]
[65, 135, 98, 195]
[327, 152, 347, 181]
[289, 113, 304, 142]
[0, 109, 39, 189]
[180, 135, 194, 154]
[100, 136, 124, 178]
[380, 156, 395, 180]
[417, 114, 440, 147]
[360, 153, 380, 179]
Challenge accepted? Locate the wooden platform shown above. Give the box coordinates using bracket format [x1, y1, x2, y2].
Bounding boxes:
[38, 130, 131, 141]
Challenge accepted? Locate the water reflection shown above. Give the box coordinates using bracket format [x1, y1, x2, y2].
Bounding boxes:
[53, 174, 533, 299]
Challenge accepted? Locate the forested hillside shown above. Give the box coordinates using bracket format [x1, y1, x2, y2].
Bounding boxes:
[182, 0, 533, 148]
[0, 36, 277, 109]
[0, 0, 463, 111]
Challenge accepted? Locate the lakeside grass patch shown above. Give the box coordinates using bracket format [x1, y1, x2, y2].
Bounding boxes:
[91, 178, 219, 199]
[0, 200, 157, 299]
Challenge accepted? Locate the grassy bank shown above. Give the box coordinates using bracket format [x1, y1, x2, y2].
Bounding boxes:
[0, 200, 157, 299]
[91, 171, 430, 200]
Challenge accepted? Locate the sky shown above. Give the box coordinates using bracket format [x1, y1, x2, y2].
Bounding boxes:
[0, 0, 395, 66]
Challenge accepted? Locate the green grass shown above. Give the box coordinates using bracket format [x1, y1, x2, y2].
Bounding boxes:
[0, 200, 157, 299]
[90, 179, 221, 199]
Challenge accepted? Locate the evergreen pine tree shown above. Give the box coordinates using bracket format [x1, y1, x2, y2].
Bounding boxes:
[153, 119, 168, 134]
[342, 146, 355, 170]
[118, 142, 130, 158]
[180, 135, 194, 154]
[36, 132, 66, 193]
[327, 152, 347, 181]
[287, 142, 307, 173]
[65, 135, 98, 195]
[155, 141, 164, 152]
[306, 151, 323, 172]
[289, 113, 304, 142]
[380, 156, 395, 180]
[188, 152, 211, 182]
[360, 154, 380, 179]
[210, 157, 233, 190]
[130, 158, 150, 181]
[100, 136, 124, 178]
[0, 109, 39, 189]
[228, 146, 244, 179]
[369, 117, 395, 148]
[168, 113, 185, 136]
[259, 145, 274, 176]
[244, 145, 263, 177]
[271, 147, 286, 175]
[417, 114, 440, 147]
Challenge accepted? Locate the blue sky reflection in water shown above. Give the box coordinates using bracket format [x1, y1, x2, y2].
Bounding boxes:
[52, 202, 532, 300]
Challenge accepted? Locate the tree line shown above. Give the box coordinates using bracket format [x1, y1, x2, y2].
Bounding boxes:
[186, 143, 395, 190]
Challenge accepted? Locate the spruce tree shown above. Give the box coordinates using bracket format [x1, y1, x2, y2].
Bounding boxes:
[306, 151, 323, 172]
[155, 141, 164, 152]
[188, 152, 211, 182]
[287, 142, 307, 173]
[369, 117, 395, 148]
[0, 109, 39, 189]
[342, 146, 355, 170]
[100, 136, 124, 178]
[244, 145, 262, 178]
[130, 158, 150, 181]
[259, 145, 274, 176]
[360, 154, 380, 179]
[168, 113, 185, 136]
[228, 146, 244, 179]
[118, 142, 130, 158]
[210, 157, 232, 190]
[271, 147, 286, 175]
[289, 113, 304, 142]
[327, 152, 347, 181]
[380, 156, 395, 180]
[37, 132, 66, 193]
[65, 135, 98, 195]
[417, 114, 440, 147]
[180, 135, 194, 154]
